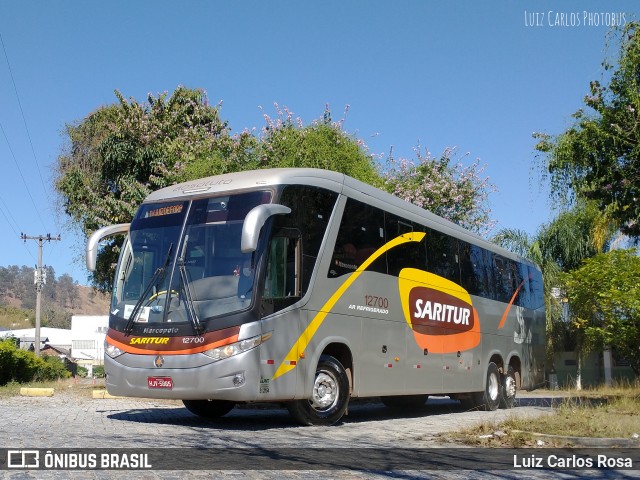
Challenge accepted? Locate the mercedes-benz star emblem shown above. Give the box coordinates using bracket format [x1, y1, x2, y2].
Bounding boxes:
[154, 355, 164, 368]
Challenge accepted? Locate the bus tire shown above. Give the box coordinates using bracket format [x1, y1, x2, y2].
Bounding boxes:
[500, 365, 517, 409]
[381, 395, 428, 409]
[287, 355, 349, 426]
[182, 399, 235, 419]
[473, 362, 500, 411]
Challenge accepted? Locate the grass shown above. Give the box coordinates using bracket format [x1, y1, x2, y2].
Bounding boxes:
[452, 385, 640, 447]
[0, 377, 184, 405]
[0, 377, 105, 399]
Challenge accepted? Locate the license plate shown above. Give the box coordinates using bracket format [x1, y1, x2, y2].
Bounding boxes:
[147, 376, 173, 389]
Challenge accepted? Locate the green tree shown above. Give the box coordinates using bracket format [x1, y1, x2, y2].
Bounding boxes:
[256, 104, 383, 186]
[535, 22, 640, 238]
[57, 93, 499, 291]
[536, 200, 612, 271]
[384, 147, 496, 235]
[55, 87, 251, 289]
[564, 249, 640, 375]
[56, 87, 236, 234]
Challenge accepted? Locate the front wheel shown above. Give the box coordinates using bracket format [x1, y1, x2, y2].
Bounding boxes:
[182, 399, 235, 419]
[287, 355, 350, 426]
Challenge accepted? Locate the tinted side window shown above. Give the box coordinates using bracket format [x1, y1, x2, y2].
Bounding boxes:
[459, 242, 494, 298]
[493, 255, 523, 303]
[426, 229, 459, 283]
[516, 262, 532, 308]
[528, 265, 544, 310]
[278, 186, 338, 293]
[329, 199, 386, 277]
[385, 214, 427, 276]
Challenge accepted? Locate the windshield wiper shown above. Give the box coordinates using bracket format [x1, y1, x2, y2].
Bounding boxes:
[178, 258, 204, 335]
[124, 243, 173, 335]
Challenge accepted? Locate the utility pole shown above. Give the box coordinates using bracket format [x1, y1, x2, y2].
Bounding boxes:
[20, 233, 61, 356]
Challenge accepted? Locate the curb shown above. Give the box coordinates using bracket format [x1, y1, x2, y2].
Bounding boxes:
[92, 389, 123, 399]
[19, 387, 54, 397]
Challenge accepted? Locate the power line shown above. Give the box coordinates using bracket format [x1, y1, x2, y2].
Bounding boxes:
[0, 121, 48, 229]
[0, 33, 51, 208]
[0, 195, 37, 262]
[0, 194, 22, 235]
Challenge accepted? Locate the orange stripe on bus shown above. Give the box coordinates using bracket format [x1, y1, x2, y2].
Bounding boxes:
[497, 274, 532, 330]
[106, 333, 239, 355]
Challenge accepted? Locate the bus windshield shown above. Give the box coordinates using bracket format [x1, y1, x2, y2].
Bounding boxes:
[111, 191, 272, 329]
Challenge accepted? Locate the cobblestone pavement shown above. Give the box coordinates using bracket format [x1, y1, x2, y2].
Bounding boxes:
[0, 390, 636, 479]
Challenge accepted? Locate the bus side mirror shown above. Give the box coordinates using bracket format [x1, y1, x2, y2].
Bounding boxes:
[241, 204, 291, 253]
[86, 223, 130, 272]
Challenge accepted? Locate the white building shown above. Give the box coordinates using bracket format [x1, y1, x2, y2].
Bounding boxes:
[0, 316, 108, 376]
[70, 315, 109, 375]
[0, 327, 73, 351]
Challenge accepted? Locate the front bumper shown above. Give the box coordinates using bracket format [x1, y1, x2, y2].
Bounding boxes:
[104, 347, 261, 401]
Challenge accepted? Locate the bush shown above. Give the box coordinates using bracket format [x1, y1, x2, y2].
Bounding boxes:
[35, 356, 71, 381]
[92, 365, 105, 378]
[0, 338, 70, 385]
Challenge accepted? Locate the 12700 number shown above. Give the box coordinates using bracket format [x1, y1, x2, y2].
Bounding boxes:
[365, 295, 389, 309]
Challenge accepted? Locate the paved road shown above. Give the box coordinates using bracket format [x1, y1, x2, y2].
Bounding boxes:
[0, 390, 636, 479]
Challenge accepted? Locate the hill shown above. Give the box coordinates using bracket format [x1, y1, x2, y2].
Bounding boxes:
[0, 265, 110, 330]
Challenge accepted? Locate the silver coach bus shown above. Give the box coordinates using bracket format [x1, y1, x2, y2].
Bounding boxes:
[87, 168, 545, 426]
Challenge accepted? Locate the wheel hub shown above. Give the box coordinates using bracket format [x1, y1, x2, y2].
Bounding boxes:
[488, 373, 500, 401]
[505, 375, 516, 398]
[311, 372, 338, 411]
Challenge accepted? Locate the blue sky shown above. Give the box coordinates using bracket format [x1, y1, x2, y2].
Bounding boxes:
[0, 1, 637, 284]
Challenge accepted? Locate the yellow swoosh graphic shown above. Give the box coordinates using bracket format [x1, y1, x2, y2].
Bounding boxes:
[272, 232, 426, 380]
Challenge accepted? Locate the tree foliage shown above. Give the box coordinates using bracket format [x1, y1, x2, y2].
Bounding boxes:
[56, 92, 498, 289]
[56, 87, 237, 233]
[536, 200, 610, 271]
[563, 249, 640, 375]
[257, 104, 383, 188]
[384, 147, 496, 235]
[535, 21, 640, 238]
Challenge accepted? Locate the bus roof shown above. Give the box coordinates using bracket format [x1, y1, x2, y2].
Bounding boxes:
[144, 168, 537, 268]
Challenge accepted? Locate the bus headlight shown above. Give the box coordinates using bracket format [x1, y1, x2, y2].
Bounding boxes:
[105, 342, 124, 359]
[202, 334, 264, 361]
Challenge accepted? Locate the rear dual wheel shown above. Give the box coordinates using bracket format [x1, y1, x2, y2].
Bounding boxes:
[500, 365, 517, 409]
[472, 362, 516, 411]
